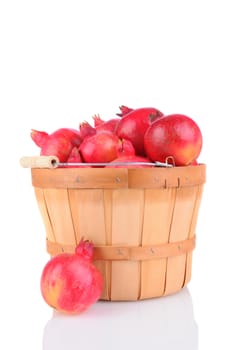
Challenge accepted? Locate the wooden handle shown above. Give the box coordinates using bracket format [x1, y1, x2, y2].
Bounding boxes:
[20, 156, 59, 168]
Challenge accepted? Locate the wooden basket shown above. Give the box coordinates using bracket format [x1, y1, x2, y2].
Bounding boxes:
[27, 160, 206, 301]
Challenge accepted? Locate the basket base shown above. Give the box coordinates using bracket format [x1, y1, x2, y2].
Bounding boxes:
[99, 285, 188, 302]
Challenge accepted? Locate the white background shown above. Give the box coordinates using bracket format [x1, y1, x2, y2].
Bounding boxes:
[0, 1, 231, 349]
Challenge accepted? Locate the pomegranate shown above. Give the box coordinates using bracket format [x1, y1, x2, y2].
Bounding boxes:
[32, 127, 83, 162]
[93, 116, 120, 133]
[106, 155, 152, 168]
[116, 107, 164, 156]
[117, 138, 135, 157]
[30, 129, 49, 148]
[79, 121, 96, 139]
[40, 239, 103, 314]
[51, 128, 82, 147]
[40, 134, 73, 162]
[65, 147, 91, 167]
[65, 146, 84, 167]
[144, 114, 203, 166]
[190, 159, 199, 166]
[67, 146, 82, 163]
[79, 132, 134, 163]
[79, 117, 121, 138]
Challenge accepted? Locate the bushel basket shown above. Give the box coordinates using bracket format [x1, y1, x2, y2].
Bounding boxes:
[24, 157, 206, 301]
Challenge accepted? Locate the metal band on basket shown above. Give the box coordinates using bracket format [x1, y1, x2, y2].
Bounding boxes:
[46, 235, 196, 260]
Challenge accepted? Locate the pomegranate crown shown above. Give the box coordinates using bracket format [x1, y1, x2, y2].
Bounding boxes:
[75, 238, 94, 261]
[116, 105, 133, 117]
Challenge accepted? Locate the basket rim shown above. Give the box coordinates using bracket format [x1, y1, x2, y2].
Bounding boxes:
[31, 164, 206, 189]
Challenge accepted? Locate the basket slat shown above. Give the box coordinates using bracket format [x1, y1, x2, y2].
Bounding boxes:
[102, 190, 113, 299]
[183, 184, 204, 287]
[68, 188, 111, 300]
[164, 186, 199, 295]
[43, 189, 77, 246]
[68, 189, 106, 243]
[110, 189, 144, 300]
[140, 187, 176, 299]
[34, 188, 56, 243]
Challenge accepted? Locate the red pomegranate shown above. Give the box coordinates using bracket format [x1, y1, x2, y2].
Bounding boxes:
[144, 114, 203, 166]
[40, 239, 103, 314]
[116, 107, 164, 156]
[106, 155, 152, 168]
[79, 132, 135, 163]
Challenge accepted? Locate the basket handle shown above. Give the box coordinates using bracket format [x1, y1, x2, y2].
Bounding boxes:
[20, 156, 59, 168]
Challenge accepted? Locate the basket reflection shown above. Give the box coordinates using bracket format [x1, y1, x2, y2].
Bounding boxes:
[43, 287, 198, 350]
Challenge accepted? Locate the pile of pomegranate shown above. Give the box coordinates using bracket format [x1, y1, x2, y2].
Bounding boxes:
[31, 104, 203, 167]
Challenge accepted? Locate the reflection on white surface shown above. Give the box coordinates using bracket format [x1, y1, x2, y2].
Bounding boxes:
[43, 287, 197, 350]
